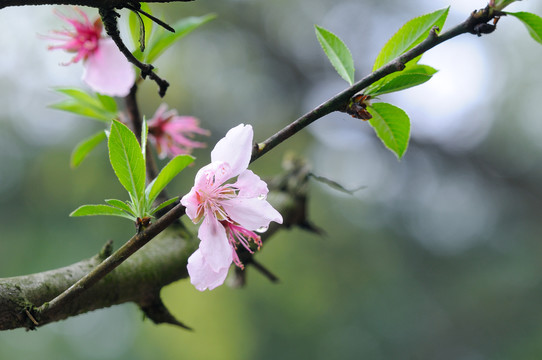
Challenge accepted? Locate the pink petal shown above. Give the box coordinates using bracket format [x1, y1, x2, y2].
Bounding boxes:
[187, 249, 230, 291]
[210, 124, 253, 178]
[233, 169, 269, 198]
[192, 161, 235, 193]
[82, 38, 135, 96]
[223, 196, 283, 231]
[198, 216, 233, 272]
[180, 186, 200, 222]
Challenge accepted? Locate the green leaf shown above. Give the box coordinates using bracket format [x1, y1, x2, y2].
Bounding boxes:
[70, 131, 107, 168]
[367, 103, 410, 159]
[315, 25, 355, 85]
[96, 93, 118, 113]
[108, 120, 146, 202]
[105, 199, 135, 215]
[373, 7, 449, 71]
[144, 14, 216, 63]
[506, 11, 542, 45]
[50, 88, 117, 122]
[56, 88, 103, 107]
[129, 3, 154, 53]
[365, 64, 437, 96]
[50, 100, 112, 122]
[70, 204, 137, 221]
[141, 116, 148, 161]
[150, 196, 179, 215]
[146, 155, 194, 205]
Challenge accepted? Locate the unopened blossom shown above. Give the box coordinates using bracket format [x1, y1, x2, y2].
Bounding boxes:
[148, 104, 210, 159]
[181, 124, 283, 291]
[46, 8, 135, 96]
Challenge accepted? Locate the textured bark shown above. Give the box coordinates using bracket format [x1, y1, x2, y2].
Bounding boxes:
[0, 160, 311, 331]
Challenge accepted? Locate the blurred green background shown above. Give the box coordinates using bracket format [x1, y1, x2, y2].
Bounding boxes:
[1, 0, 542, 359]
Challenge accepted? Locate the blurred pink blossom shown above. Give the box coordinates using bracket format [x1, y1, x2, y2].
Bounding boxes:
[181, 124, 283, 291]
[147, 103, 210, 159]
[46, 8, 135, 96]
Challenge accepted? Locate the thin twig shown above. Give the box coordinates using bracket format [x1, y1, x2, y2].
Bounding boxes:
[100, 8, 170, 97]
[36, 202, 187, 321]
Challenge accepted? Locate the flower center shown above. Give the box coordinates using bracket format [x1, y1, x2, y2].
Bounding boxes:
[222, 222, 262, 269]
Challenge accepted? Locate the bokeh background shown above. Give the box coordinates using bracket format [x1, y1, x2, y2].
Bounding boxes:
[1, 0, 542, 359]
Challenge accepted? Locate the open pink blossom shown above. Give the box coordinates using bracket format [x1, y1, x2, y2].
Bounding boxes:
[46, 8, 135, 96]
[181, 124, 283, 291]
[148, 104, 210, 159]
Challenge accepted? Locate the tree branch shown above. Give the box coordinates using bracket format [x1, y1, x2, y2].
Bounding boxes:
[0, 159, 311, 331]
[100, 7, 170, 97]
[0, 5, 502, 332]
[251, 6, 499, 162]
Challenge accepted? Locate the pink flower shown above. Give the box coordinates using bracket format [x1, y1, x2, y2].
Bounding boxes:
[47, 8, 135, 96]
[181, 124, 283, 291]
[148, 104, 210, 159]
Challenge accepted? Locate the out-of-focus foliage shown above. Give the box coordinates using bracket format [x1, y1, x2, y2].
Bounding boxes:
[1, 0, 542, 359]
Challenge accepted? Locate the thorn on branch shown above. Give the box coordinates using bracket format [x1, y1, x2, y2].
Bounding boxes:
[139, 295, 192, 330]
[98, 240, 114, 260]
[99, 7, 170, 97]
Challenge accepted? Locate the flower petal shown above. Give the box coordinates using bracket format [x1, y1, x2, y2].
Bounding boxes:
[210, 124, 253, 178]
[234, 169, 269, 198]
[198, 215, 233, 271]
[82, 38, 135, 96]
[180, 186, 200, 222]
[223, 196, 283, 231]
[187, 249, 230, 291]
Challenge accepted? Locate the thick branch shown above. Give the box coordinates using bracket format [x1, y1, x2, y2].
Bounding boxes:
[0, 0, 192, 10]
[0, 160, 310, 331]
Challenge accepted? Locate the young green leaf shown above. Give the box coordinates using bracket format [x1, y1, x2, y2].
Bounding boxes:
[144, 14, 216, 63]
[365, 64, 437, 96]
[108, 120, 146, 202]
[146, 154, 194, 205]
[50, 88, 117, 122]
[315, 25, 355, 85]
[129, 3, 154, 54]
[70, 131, 107, 168]
[373, 7, 449, 71]
[96, 93, 118, 113]
[506, 12, 542, 45]
[105, 199, 135, 214]
[149, 196, 179, 215]
[367, 103, 410, 159]
[50, 101, 111, 122]
[70, 204, 137, 220]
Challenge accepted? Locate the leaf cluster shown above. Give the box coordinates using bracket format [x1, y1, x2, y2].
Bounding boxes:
[71, 120, 193, 224]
